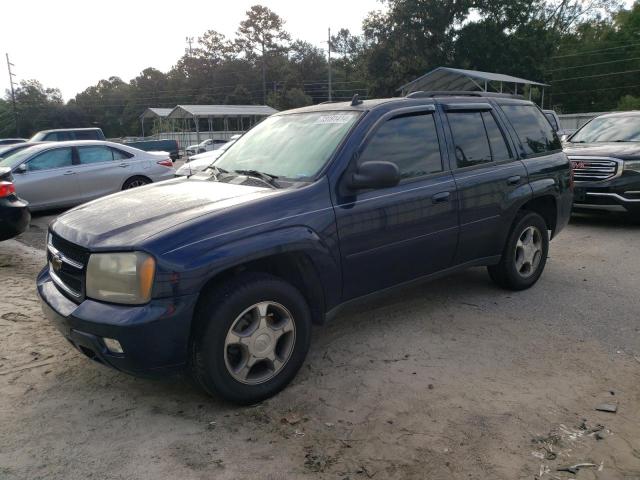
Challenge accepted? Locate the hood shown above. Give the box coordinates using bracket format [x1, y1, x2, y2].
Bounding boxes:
[51, 177, 277, 249]
[564, 142, 640, 160]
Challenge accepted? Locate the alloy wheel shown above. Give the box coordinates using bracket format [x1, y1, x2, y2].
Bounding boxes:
[223, 301, 296, 385]
[514, 226, 543, 278]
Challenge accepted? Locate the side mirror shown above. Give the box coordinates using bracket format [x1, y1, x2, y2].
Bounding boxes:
[347, 161, 400, 190]
[560, 134, 568, 143]
[15, 163, 27, 174]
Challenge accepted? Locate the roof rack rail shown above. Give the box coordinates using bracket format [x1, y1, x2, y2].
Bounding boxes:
[318, 100, 343, 104]
[406, 91, 523, 99]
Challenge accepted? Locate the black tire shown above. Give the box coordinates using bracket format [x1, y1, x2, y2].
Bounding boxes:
[190, 273, 312, 404]
[122, 176, 151, 190]
[488, 212, 549, 291]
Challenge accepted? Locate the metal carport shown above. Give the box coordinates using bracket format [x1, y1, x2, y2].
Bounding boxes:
[138, 108, 173, 138]
[398, 67, 549, 106]
[167, 104, 278, 145]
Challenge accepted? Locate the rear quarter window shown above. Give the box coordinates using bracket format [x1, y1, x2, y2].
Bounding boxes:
[500, 105, 561, 157]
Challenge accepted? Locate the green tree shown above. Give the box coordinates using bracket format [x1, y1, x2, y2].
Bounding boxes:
[617, 95, 640, 110]
[236, 5, 291, 103]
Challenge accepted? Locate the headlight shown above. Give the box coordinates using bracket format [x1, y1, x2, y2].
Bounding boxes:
[623, 160, 640, 173]
[86, 252, 156, 305]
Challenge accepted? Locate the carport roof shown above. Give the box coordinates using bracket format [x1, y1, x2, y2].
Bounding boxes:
[167, 104, 278, 119]
[139, 108, 173, 120]
[398, 67, 549, 95]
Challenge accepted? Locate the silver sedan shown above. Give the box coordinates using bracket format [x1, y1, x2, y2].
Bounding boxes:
[0, 141, 175, 211]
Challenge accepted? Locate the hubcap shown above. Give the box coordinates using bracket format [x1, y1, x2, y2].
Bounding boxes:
[223, 301, 296, 385]
[514, 225, 543, 278]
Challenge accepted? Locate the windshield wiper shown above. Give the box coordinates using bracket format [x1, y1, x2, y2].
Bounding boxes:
[233, 169, 280, 188]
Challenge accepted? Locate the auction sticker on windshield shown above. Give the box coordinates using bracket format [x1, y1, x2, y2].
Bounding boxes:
[314, 114, 355, 124]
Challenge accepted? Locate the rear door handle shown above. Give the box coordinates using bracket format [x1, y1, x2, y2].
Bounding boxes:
[432, 191, 451, 204]
[507, 175, 521, 185]
[63, 171, 77, 176]
[118, 163, 129, 168]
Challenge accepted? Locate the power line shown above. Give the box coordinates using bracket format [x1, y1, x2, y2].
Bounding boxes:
[551, 68, 640, 83]
[550, 41, 640, 59]
[551, 82, 640, 96]
[546, 56, 640, 73]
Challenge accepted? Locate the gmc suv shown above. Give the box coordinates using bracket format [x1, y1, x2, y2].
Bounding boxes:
[564, 111, 640, 217]
[37, 93, 572, 404]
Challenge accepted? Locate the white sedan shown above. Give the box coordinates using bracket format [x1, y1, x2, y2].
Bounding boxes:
[0, 140, 175, 211]
[176, 137, 239, 177]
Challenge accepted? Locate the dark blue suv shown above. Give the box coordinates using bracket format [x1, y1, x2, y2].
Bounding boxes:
[37, 93, 572, 404]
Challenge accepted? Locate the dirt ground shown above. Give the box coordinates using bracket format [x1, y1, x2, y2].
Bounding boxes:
[1, 213, 639, 480]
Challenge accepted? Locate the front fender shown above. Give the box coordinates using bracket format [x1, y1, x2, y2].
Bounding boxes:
[154, 226, 342, 311]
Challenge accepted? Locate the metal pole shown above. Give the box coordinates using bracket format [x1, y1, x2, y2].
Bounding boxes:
[141, 118, 145, 137]
[484, 80, 487, 92]
[6, 53, 19, 136]
[194, 116, 200, 144]
[328, 28, 332, 101]
[541, 89, 545, 109]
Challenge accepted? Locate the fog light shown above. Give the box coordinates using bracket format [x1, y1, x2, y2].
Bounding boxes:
[103, 337, 124, 354]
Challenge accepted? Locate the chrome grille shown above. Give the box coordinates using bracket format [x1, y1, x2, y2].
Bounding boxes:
[570, 157, 619, 182]
[48, 233, 88, 302]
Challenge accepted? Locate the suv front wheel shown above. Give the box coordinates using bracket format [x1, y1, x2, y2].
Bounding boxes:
[191, 273, 312, 404]
[488, 212, 549, 291]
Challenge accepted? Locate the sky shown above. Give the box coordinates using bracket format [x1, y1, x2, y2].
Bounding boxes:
[0, 0, 384, 100]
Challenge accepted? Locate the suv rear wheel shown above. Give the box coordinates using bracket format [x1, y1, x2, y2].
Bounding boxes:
[191, 273, 312, 404]
[488, 212, 549, 290]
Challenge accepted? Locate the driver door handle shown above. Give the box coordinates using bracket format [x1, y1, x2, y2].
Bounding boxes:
[118, 163, 129, 168]
[507, 175, 522, 185]
[432, 191, 451, 204]
[63, 171, 77, 176]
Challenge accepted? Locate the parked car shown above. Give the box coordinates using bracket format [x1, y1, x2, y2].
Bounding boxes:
[0, 142, 44, 160]
[37, 93, 572, 404]
[175, 137, 240, 177]
[30, 128, 106, 142]
[564, 111, 640, 217]
[123, 139, 180, 161]
[0, 138, 27, 145]
[0, 170, 30, 241]
[186, 138, 229, 156]
[543, 109, 573, 138]
[0, 141, 175, 211]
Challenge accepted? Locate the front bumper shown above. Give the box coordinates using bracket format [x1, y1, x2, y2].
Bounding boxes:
[573, 173, 640, 214]
[0, 196, 30, 241]
[37, 267, 199, 377]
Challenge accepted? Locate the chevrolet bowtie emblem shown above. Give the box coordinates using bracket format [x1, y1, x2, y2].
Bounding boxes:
[51, 253, 63, 272]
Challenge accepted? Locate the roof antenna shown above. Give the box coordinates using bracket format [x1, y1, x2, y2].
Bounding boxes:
[350, 93, 363, 106]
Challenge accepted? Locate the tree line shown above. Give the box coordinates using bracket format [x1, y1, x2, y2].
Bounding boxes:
[1, 0, 639, 138]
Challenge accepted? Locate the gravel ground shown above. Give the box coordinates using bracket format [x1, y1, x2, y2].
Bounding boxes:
[0, 212, 639, 480]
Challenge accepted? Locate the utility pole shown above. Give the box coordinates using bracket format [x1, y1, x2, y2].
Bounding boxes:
[5, 53, 19, 137]
[327, 28, 332, 102]
[185, 37, 194, 55]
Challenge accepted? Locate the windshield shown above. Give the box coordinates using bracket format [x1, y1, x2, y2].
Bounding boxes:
[214, 111, 360, 180]
[0, 145, 39, 168]
[570, 115, 640, 143]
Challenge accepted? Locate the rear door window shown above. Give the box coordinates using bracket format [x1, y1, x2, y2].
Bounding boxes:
[447, 112, 492, 167]
[78, 146, 114, 164]
[482, 111, 512, 162]
[28, 148, 73, 171]
[111, 148, 134, 160]
[359, 112, 443, 180]
[500, 105, 562, 156]
[75, 130, 98, 140]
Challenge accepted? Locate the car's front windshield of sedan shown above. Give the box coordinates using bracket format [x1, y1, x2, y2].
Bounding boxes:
[0, 146, 38, 168]
[214, 111, 361, 181]
[570, 115, 640, 143]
